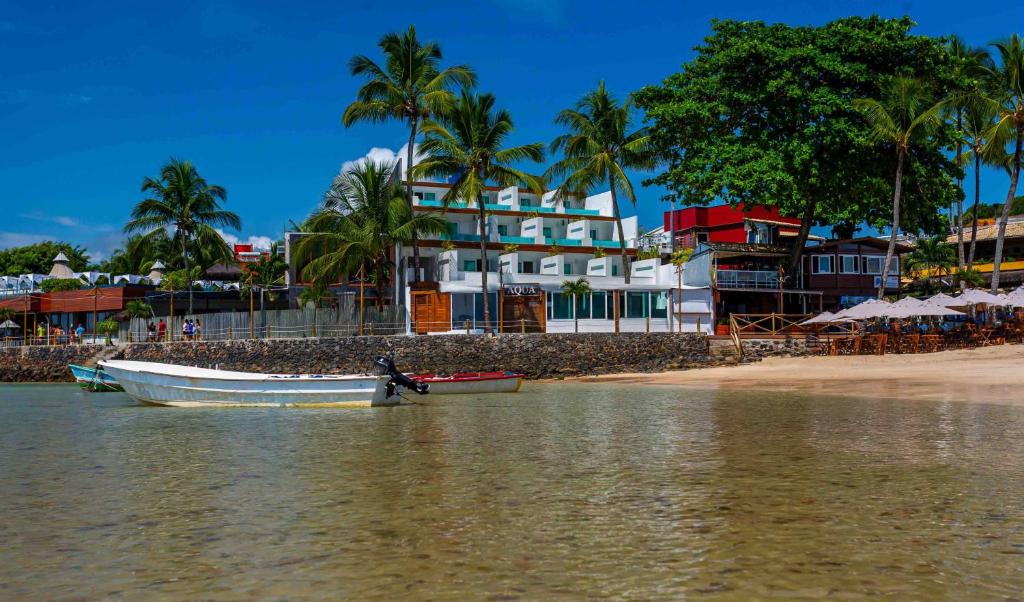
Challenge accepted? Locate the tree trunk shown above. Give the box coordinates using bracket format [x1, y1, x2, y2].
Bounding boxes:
[878, 151, 906, 299]
[785, 196, 817, 288]
[955, 117, 965, 270]
[406, 120, 420, 283]
[181, 235, 193, 315]
[608, 176, 631, 284]
[990, 129, 1023, 293]
[967, 150, 981, 272]
[477, 192, 491, 332]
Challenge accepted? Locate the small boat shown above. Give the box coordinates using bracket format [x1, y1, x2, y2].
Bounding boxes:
[411, 371, 524, 395]
[69, 364, 124, 393]
[97, 357, 428, 408]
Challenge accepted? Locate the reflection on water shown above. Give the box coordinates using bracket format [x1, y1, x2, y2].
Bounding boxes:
[1, 384, 1023, 599]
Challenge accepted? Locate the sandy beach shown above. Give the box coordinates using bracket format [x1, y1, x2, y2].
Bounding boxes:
[579, 345, 1024, 405]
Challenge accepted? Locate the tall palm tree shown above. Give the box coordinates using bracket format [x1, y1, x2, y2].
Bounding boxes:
[904, 236, 956, 294]
[414, 91, 544, 331]
[125, 158, 240, 314]
[561, 277, 592, 333]
[342, 26, 475, 282]
[294, 160, 446, 307]
[977, 34, 1024, 292]
[947, 36, 993, 270]
[853, 77, 945, 298]
[546, 82, 654, 284]
[959, 101, 1004, 270]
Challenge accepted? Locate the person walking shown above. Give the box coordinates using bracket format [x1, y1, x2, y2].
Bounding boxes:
[75, 323, 85, 344]
[157, 318, 167, 341]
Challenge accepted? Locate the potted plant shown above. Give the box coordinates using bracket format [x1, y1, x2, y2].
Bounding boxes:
[502, 244, 520, 255]
[593, 247, 606, 259]
[96, 319, 119, 346]
[440, 240, 456, 252]
[715, 317, 731, 336]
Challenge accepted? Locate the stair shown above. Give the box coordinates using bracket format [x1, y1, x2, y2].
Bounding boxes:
[83, 344, 125, 368]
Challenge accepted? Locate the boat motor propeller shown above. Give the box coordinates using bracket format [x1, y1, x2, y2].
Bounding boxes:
[373, 356, 429, 397]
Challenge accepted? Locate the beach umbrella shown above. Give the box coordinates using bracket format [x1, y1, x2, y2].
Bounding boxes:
[834, 299, 895, 320]
[927, 292, 959, 306]
[799, 311, 835, 325]
[890, 304, 965, 318]
[1003, 289, 1024, 306]
[953, 289, 1005, 306]
[891, 296, 928, 309]
[0, 320, 20, 329]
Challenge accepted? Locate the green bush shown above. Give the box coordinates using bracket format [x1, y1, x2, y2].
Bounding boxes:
[41, 278, 83, 293]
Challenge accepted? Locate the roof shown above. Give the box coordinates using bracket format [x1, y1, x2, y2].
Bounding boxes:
[53, 252, 69, 262]
[946, 221, 1024, 244]
[808, 237, 914, 253]
[205, 262, 242, 279]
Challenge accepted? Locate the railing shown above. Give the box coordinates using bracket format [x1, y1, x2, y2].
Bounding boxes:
[730, 313, 813, 336]
[728, 315, 744, 356]
[716, 269, 780, 290]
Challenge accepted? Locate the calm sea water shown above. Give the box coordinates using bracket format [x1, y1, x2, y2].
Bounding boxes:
[1, 383, 1023, 600]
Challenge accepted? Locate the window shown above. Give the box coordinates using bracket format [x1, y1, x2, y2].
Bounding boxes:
[564, 263, 572, 275]
[861, 256, 883, 275]
[521, 260, 535, 274]
[839, 255, 859, 274]
[422, 192, 436, 201]
[590, 229, 598, 239]
[548, 293, 573, 320]
[574, 293, 590, 319]
[497, 225, 508, 236]
[462, 260, 479, 272]
[652, 292, 668, 318]
[811, 255, 835, 274]
[543, 227, 552, 238]
[626, 292, 648, 318]
[591, 292, 607, 319]
[695, 231, 709, 244]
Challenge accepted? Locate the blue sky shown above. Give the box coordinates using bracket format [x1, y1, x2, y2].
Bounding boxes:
[0, 0, 1019, 262]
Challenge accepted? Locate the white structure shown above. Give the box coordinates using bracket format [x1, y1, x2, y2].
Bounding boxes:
[402, 177, 712, 334]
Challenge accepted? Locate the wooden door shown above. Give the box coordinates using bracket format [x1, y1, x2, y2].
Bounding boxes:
[411, 291, 451, 334]
[501, 293, 545, 333]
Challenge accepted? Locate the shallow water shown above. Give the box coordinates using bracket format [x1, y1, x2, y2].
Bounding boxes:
[1, 383, 1023, 599]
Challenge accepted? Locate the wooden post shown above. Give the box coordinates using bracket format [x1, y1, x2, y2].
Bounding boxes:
[228, 326, 233, 341]
[249, 278, 255, 339]
[24, 296, 29, 347]
[613, 290, 620, 334]
[465, 319, 471, 335]
[696, 316, 701, 333]
[520, 318, 525, 334]
[268, 324, 273, 339]
[370, 323, 375, 336]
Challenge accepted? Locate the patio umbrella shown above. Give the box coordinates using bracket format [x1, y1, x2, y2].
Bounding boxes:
[891, 296, 928, 309]
[833, 299, 895, 320]
[890, 304, 965, 318]
[1003, 289, 1024, 306]
[953, 289, 1005, 306]
[927, 292, 959, 306]
[0, 320, 20, 329]
[799, 311, 835, 325]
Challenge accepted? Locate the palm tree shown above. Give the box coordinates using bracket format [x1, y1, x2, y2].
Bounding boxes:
[959, 101, 1003, 271]
[125, 159, 239, 315]
[947, 36, 993, 270]
[414, 91, 544, 332]
[977, 34, 1024, 292]
[294, 160, 446, 308]
[853, 77, 945, 298]
[546, 82, 654, 284]
[123, 299, 154, 320]
[561, 277, 592, 333]
[904, 236, 956, 294]
[342, 25, 475, 282]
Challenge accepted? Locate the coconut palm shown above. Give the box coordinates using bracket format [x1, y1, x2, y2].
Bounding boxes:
[342, 25, 475, 281]
[947, 36, 993, 269]
[959, 101, 1007, 270]
[561, 277, 592, 333]
[414, 91, 544, 331]
[976, 34, 1024, 292]
[904, 236, 956, 294]
[295, 160, 446, 308]
[124, 159, 240, 315]
[853, 77, 945, 298]
[546, 82, 654, 284]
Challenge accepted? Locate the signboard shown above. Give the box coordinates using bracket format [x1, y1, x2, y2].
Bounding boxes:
[503, 284, 540, 297]
[873, 276, 900, 289]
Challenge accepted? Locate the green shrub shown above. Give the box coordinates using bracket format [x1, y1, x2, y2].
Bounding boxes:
[41, 278, 82, 293]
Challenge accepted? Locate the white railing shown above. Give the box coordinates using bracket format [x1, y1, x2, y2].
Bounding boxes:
[716, 270, 780, 290]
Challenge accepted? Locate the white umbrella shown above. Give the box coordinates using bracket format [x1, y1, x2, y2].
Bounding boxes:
[890, 304, 965, 318]
[953, 289, 1005, 306]
[1003, 289, 1024, 306]
[891, 296, 928, 309]
[800, 311, 835, 325]
[834, 299, 895, 320]
[927, 292, 959, 306]
[0, 319, 20, 329]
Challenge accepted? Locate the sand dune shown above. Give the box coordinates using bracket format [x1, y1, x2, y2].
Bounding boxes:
[579, 345, 1024, 405]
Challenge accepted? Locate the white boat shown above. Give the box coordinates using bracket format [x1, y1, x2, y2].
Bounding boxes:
[411, 372, 524, 395]
[98, 360, 420, 408]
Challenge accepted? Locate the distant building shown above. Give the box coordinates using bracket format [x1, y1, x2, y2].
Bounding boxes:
[947, 217, 1024, 287]
[802, 237, 910, 309]
[663, 203, 806, 249]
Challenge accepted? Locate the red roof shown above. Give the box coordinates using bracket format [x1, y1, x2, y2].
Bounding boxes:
[664, 203, 800, 231]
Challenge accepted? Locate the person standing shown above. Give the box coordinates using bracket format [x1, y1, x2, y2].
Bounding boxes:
[193, 318, 201, 341]
[75, 323, 85, 344]
[157, 318, 167, 341]
[147, 321, 156, 342]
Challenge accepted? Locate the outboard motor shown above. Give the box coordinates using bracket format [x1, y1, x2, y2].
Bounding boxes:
[373, 356, 429, 398]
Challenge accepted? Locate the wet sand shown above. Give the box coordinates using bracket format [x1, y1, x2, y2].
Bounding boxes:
[579, 345, 1024, 405]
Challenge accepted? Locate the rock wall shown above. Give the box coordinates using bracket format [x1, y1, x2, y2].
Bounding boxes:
[0, 345, 106, 382]
[0, 333, 711, 382]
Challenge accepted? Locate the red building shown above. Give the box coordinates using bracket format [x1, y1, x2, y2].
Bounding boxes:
[663, 203, 802, 249]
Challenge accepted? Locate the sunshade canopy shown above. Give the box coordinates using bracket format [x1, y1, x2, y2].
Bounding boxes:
[952, 289, 1005, 306]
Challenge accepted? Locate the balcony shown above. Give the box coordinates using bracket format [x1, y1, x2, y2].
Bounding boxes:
[591, 239, 622, 248]
[563, 207, 600, 217]
[545, 237, 582, 247]
[716, 269, 780, 290]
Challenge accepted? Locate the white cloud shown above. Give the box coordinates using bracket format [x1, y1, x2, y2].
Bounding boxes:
[0, 231, 51, 248]
[339, 143, 424, 181]
[20, 212, 80, 227]
[216, 229, 274, 251]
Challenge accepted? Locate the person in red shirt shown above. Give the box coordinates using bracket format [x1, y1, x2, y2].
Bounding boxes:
[157, 319, 167, 341]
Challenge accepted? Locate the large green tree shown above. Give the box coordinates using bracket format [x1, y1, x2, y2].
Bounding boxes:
[342, 25, 475, 282]
[414, 91, 544, 331]
[0, 241, 91, 275]
[125, 158, 240, 314]
[634, 17, 959, 284]
[294, 160, 446, 307]
[546, 82, 653, 284]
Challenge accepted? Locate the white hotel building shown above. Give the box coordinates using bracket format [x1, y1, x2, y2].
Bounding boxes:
[400, 178, 713, 334]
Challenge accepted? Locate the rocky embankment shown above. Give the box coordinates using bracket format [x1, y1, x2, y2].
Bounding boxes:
[0, 333, 712, 382]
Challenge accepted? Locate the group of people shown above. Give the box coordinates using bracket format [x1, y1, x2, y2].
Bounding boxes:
[31, 322, 88, 344]
[145, 318, 201, 342]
